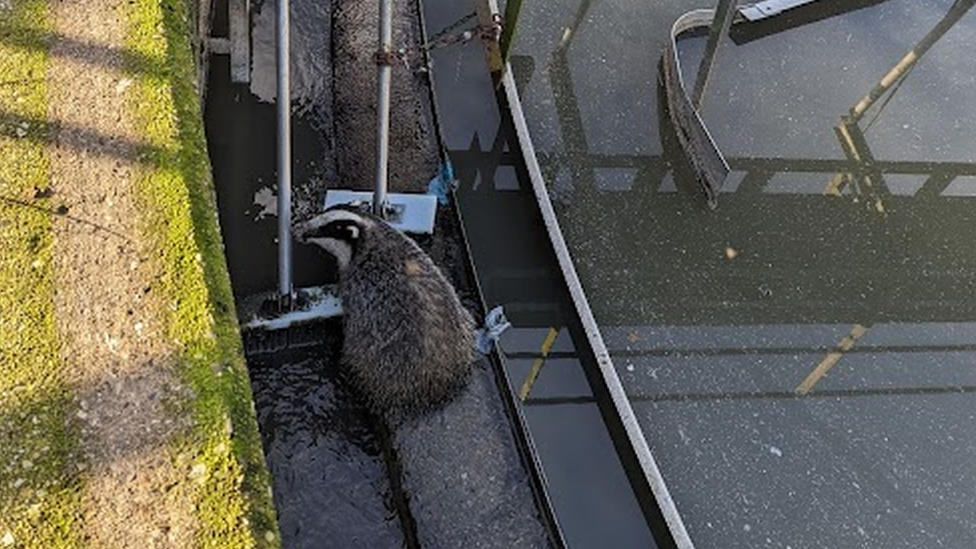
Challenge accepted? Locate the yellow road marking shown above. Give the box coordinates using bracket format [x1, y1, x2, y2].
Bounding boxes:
[795, 324, 869, 395]
[519, 327, 560, 402]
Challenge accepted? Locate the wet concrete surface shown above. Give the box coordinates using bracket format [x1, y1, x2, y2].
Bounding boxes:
[332, 0, 440, 193]
[508, 0, 976, 547]
[418, 0, 665, 547]
[393, 359, 553, 549]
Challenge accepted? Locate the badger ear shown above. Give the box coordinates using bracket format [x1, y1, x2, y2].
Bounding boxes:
[344, 224, 360, 241]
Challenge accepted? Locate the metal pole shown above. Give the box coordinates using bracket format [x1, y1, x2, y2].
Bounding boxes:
[499, 0, 524, 64]
[554, 0, 592, 55]
[850, 0, 975, 121]
[691, 0, 737, 111]
[374, 0, 393, 217]
[276, 0, 293, 304]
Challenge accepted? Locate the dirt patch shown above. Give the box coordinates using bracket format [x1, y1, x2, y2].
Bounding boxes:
[46, 0, 197, 545]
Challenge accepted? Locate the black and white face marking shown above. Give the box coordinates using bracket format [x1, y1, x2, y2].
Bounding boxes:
[302, 218, 360, 242]
[296, 207, 370, 269]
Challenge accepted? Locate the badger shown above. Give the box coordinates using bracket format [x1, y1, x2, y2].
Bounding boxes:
[296, 204, 475, 419]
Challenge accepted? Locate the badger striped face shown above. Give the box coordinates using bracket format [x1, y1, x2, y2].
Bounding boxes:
[296, 206, 371, 269]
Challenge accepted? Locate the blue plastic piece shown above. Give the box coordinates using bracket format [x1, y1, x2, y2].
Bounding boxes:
[427, 159, 456, 205]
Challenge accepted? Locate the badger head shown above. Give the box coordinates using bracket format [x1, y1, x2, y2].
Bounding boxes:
[295, 205, 373, 269]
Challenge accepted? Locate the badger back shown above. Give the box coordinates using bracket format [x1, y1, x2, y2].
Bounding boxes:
[340, 218, 475, 416]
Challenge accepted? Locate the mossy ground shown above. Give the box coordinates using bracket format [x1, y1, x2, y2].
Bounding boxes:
[126, 0, 278, 546]
[0, 1, 84, 547]
[0, 0, 279, 546]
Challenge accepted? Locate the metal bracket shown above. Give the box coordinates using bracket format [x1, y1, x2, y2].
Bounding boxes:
[374, 50, 399, 66]
[738, 0, 823, 22]
[324, 190, 438, 234]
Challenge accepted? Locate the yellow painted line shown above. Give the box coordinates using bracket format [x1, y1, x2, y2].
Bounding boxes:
[795, 324, 870, 395]
[824, 172, 848, 196]
[518, 327, 560, 402]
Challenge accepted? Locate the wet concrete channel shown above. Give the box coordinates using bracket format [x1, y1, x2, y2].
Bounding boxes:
[202, 0, 649, 546]
[419, 1, 670, 547]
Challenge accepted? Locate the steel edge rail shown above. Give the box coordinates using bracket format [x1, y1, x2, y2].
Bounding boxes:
[496, 47, 697, 549]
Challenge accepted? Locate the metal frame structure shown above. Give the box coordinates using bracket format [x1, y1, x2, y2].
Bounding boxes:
[828, 0, 976, 211]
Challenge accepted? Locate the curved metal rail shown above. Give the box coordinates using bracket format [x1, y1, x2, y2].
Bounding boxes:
[497, 39, 698, 549]
[660, 9, 731, 209]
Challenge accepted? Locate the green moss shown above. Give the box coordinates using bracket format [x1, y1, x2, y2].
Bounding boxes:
[0, 1, 85, 547]
[0, 392, 83, 549]
[123, 0, 279, 548]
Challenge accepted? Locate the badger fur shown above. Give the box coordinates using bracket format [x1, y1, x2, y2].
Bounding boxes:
[296, 204, 475, 418]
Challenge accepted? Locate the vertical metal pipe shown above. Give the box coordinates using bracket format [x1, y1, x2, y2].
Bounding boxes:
[849, 0, 975, 121]
[374, 0, 394, 217]
[691, 0, 736, 111]
[276, 0, 292, 303]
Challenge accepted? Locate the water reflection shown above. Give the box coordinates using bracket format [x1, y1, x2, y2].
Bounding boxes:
[827, 0, 975, 213]
[511, 0, 976, 546]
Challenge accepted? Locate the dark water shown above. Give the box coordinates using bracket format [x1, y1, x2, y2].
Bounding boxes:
[205, 0, 340, 300]
[509, 0, 976, 547]
[247, 333, 407, 548]
[250, 339, 560, 548]
[203, 54, 335, 299]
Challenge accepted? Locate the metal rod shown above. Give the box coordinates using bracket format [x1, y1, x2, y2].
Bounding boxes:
[374, 0, 394, 217]
[691, 0, 737, 111]
[276, 0, 292, 303]
[554, 0, 593, 55]
[499, 0, 524, 64]
[850, 0, 975, 121]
